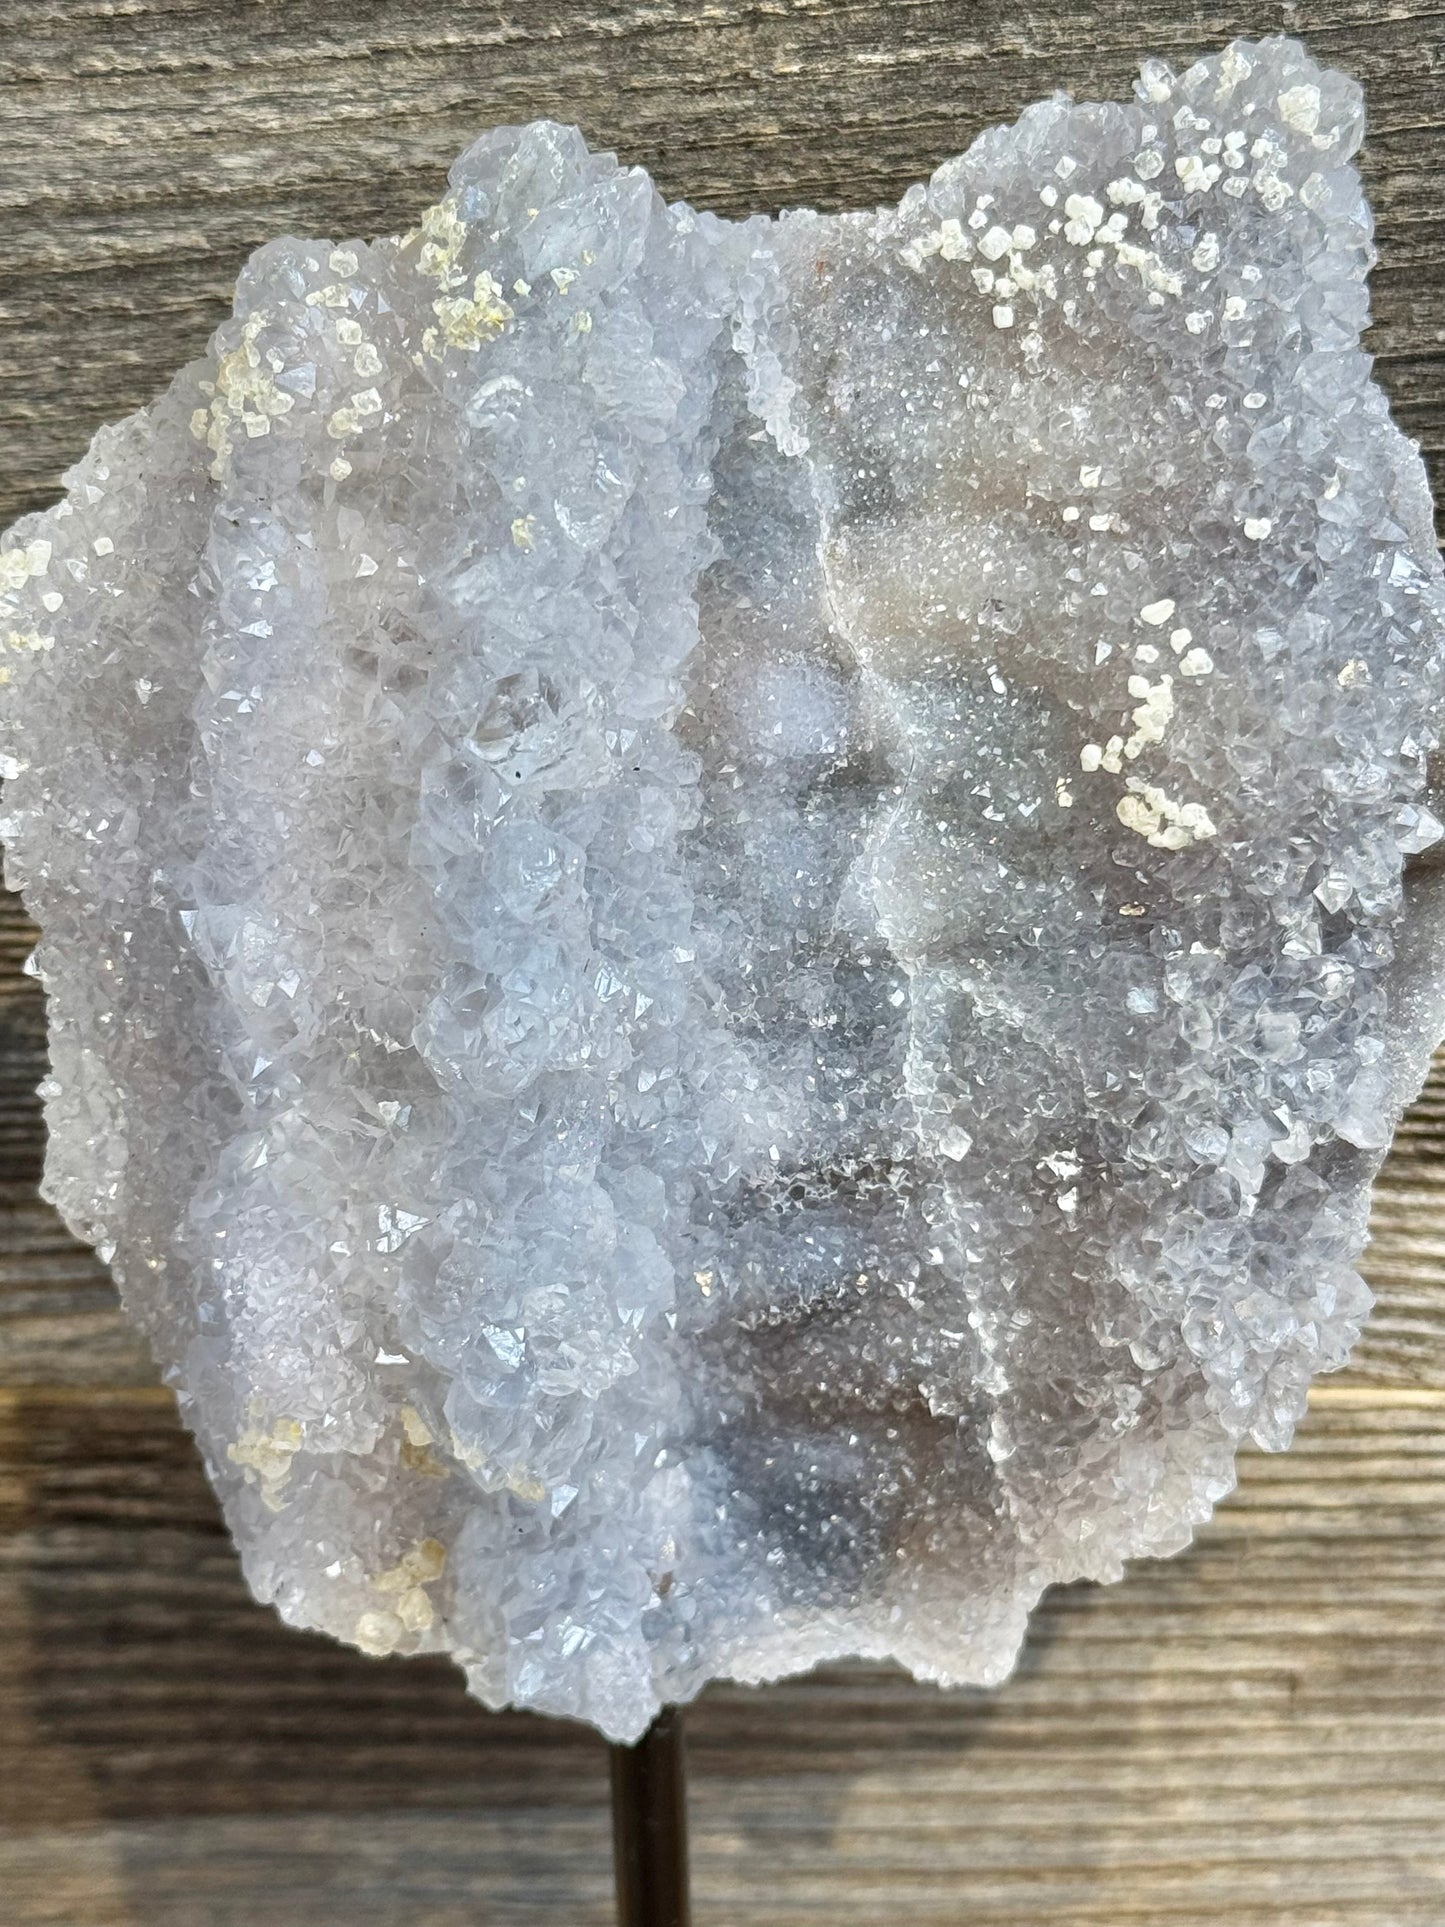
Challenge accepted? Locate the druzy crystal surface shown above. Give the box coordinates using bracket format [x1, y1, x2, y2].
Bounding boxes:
[3, 37, 1444, 1739]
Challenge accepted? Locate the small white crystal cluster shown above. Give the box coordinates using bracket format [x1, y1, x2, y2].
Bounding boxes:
[2, 37, 1443, 1740]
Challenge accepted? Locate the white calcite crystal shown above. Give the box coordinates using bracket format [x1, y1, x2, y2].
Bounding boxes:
[3, 36, 1444, 1740]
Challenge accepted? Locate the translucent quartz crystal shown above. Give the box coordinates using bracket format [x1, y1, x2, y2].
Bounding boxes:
[2, 36, 1443, 1740]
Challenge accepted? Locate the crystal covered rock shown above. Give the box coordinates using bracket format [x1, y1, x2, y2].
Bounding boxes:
[2, 36, 1443, 1739]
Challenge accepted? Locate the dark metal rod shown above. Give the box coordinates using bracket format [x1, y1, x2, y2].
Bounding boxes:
[610, 1707, 691, 1927]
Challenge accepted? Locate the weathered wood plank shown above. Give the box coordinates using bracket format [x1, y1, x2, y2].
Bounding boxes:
[3, 2, 1445, 1922]
[3, 0, 1445, 529]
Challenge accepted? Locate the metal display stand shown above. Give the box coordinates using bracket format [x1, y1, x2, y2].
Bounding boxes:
[609, 1708, 691, 1927]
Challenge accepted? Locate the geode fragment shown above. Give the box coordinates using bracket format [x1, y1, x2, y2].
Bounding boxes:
[2, 36, 1443, 1739]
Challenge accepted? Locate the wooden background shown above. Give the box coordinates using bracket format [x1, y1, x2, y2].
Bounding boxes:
[3, 2, 1445, 1921]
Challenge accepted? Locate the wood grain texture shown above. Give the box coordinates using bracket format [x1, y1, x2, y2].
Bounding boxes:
[3, 2, 1445, 1922]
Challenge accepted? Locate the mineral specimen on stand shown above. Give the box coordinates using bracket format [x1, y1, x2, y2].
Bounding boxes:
[2, 36, 1443, 1740]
